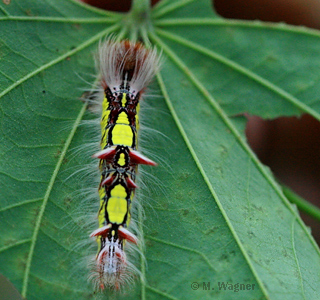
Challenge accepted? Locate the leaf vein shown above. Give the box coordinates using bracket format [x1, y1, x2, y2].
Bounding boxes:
[0, 198, 43, 212]
[146, 235, 215, 272]
[155, 28, 320, 121]
[155, 18, 320, 39]
[152, 0, 195, 19]
[151, 33, 271, 299]
[21, 103, 87, 298]
[0, 16, 118, 23]
[0, 238, 32, 253]
[152, 29, 320, 255]
[0, 24, 120, 100]
[291, 219, 307, 300]
[146, 284, 179, 300]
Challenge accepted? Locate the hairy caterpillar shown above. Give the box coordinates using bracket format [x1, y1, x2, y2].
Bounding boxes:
[88, 38, 160, 291]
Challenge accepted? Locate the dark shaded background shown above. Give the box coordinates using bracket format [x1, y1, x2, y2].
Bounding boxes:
[81, 0, 320, 244]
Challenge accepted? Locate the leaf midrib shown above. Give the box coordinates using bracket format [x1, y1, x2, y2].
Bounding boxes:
[150, 30, 320, 255]
[21, 102, 87, 297]
[151, 29, 320, 299]
[154, 67, 271, 299]
[155, 17, 320, 39]
[155, 30, 320, 251]
[18, 23, 119, 298]
[151, 0, 196, 19]
[0, 15, 118, 22]
[0, 24, 119, 100]
[155, 28, 320, 122]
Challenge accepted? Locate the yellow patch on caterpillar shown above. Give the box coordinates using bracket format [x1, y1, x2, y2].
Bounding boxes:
[121, 93, 127, 107]
[111, 124, 133, 146]
[116, 111, 130, 125]
[106, 184, 128, 224]
[118, 153, 126, 166]
[101, 96, 110, 132]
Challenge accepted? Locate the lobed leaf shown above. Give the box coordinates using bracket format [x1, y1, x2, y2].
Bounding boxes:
[0, 0, 320, 299]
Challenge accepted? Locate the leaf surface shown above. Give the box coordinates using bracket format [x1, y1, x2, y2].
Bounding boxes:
[0, 0, 320, 299]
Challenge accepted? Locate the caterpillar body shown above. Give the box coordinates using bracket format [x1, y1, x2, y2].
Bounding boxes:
[88, 39, 160, 291]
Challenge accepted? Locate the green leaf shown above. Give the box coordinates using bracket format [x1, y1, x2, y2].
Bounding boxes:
[1, 0, 320, 299]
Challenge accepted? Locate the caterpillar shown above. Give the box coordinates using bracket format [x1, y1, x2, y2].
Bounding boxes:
[88, 38, 160, 291]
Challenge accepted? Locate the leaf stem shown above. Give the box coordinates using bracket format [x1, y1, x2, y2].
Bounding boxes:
[283, 185, 320, 222]
[123, 0, 153, 40]
[131, 0, 151, 15]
